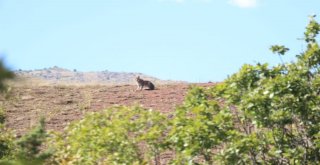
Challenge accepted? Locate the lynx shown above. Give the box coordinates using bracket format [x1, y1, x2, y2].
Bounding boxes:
[136, 76, 155, 90]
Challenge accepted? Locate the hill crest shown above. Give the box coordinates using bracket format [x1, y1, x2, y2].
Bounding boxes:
[14, 66, 182, 85]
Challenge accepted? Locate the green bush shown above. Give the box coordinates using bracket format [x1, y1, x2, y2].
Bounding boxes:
[211, 15, 320, 164]
[167, 86, 234, 164]
[49, 106, 168, 164]
[0, 61, 15, 162]
[0, 108, 5, 125]
[0, 61, 14, 93]
[16, 118, 51, 161]
[0, 124, 15, 160]
[0, 118, 50, 165]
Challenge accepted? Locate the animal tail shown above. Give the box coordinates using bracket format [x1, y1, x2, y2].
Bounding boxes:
[148, 82, 155, 90]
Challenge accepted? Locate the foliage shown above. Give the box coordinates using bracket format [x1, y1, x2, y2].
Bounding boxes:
[0, 125, 15, 161]
[270, 45, 289, 55]
[0, 61, 14, 92]
[167, 87, 234, 164]
[305, 15, 320, 43]
[49, 106, 167, 165]
[0, 61, 16, 162]
[15, 118, 51, 161]
[0, 118, 50, 165]
[0, 55, 51, 164]
[0, 108, 5, 125]
[210, 16, 320, 164]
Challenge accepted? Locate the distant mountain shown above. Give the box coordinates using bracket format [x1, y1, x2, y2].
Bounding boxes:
[14, 66, 177, 85]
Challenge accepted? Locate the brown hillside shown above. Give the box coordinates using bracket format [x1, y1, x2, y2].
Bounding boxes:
[1, 83, 213, 136]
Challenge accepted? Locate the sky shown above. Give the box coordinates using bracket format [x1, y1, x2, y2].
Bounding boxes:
[0, 0, 319, 82]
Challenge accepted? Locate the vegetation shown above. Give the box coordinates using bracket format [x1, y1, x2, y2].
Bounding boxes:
[210, 15, 320, 164]
[0, 122, 15, 161]
[0, 61, 14, 93]
[1, 16, 320, 164]
[166, 87, 234, 164]
[0, 61, 15, 162]
[49, 106, 168, 164]
[0, 62, 49, 164]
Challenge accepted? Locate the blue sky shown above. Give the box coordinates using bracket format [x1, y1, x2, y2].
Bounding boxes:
[0, 0, 319, 82]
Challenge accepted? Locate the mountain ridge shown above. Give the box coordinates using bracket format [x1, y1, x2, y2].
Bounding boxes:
[14, 66, 184, 85]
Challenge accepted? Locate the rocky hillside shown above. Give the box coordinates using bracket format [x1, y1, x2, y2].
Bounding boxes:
[14, 66, 177, 85]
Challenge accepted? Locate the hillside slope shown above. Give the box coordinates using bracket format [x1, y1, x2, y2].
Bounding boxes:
[2, 83, 213, 136]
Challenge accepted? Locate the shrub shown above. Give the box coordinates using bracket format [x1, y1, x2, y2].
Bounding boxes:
[211, 15, 320, 164]
[49, 106, 168, 164]
[167, 86, 234, 164]
[0, 124, 15, 160]
[0, 108, 5, 125]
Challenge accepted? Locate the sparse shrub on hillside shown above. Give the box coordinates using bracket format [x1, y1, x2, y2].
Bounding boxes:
[16, 118, 51, 161]
[0, 60, 50, 164]
[49, 106, 168, 165]
[0, 118, 51, 165]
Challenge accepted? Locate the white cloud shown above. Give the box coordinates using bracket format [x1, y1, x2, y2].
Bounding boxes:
[229, 0, 258, 8]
